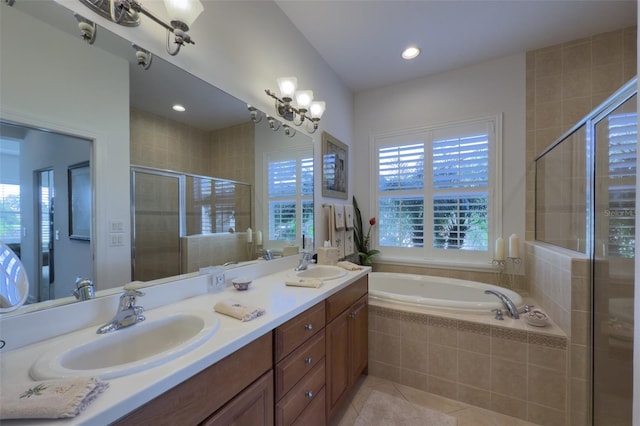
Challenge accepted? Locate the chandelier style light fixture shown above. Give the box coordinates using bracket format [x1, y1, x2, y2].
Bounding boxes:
[78, 0, 204, 56]
[264, 77, 326, 134]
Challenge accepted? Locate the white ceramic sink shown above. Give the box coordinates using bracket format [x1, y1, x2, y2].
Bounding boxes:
[30, 312, 219, 380]
[295, 265, 347, 280]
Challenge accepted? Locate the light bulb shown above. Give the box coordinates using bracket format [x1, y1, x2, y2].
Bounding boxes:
[309, 101, 326, 119]
[277, 77, 297, 99]
[295, 90, 314, 109]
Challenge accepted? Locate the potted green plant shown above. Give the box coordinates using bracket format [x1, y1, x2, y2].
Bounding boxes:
[353, 196, 380, 265]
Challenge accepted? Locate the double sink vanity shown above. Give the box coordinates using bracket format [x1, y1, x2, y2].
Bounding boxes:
[0, 255, 369, 425]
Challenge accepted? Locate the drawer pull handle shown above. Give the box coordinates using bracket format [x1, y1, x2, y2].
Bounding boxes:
[349, 312, 356, 319]
[304, 323, 314, 331]
[305, 391, 313, 399]
[305, 357, 313, 365]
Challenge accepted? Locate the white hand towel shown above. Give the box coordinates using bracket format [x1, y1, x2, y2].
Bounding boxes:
[328, 205, 336, 247]
[337, 261, 363, 271]
[285, 278, 324, 288]
[0, 377, 108, 419]
[334, 204, 345, 229]
[214, 299, 265, 321]
[344, 204, 355, 229]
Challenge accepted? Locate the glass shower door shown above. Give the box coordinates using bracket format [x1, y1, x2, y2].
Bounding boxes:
[592, 94, 636, 426]
[131, 170, 182, 281]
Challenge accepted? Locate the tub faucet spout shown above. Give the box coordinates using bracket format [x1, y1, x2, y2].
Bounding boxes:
[484, 290, 519, 319]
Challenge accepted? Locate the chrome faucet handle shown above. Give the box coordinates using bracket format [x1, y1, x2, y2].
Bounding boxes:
[520, 304, 534, 313]
[119, 289, 144, 310]
[492, 308, 504, 320]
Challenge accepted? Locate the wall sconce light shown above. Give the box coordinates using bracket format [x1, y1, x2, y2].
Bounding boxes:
[74, 14, 97, 45]
[78, 0, 204, 56]
[265, 77, 326, 133]
[133, 44, 152, 70]
[248, 106, 295, 138]
[266, 115, 280, 131]
[283, 124, 296, 138]
[247, 105, 263, 124]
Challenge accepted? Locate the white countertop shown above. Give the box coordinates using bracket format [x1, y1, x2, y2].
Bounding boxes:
[0, 261, 370, 425]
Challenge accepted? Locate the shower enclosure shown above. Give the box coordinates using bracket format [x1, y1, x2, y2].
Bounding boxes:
[536, 78, 636, 425]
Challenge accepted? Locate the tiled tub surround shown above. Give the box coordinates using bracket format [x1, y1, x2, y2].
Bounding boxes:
[368, 303, 569, 426]
[525, 241, 591, 426]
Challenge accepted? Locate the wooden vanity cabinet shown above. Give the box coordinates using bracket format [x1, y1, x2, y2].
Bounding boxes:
[325, 275, 368, 421]
[113, 332, 273, 426]
[274, 302, 326, 426]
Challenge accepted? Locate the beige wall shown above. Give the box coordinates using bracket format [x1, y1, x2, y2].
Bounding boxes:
[525, 27, 637, 241]
[130, 108, 255, 183]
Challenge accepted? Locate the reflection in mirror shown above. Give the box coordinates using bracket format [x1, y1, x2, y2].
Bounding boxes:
[1, 0, 313, 315]
[0, 242, 30, 312]
[0, 122, 92, 304]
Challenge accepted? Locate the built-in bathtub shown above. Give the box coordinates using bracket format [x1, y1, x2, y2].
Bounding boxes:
[368, 272, 523, 314]
[367, 271, 569, 424]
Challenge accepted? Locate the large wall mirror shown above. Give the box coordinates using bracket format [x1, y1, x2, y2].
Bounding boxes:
[0, 1, 313, 314]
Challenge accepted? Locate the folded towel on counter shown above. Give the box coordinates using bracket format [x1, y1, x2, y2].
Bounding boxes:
[0, 377, 108, 420]
[344, 204, 355, 229]
[334, 204, 345, 230]
[214, 299, 265, 322]
[337, 261, 363, 271]
[285, 278, 324, 288]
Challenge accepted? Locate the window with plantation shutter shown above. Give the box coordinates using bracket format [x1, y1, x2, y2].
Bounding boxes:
[267, 149, 313, 243]
[606, 112, 636, 258]
[374, 116, 500, 263]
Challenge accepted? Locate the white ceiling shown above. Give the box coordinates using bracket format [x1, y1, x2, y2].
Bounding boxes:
[275, 0, 637, 92]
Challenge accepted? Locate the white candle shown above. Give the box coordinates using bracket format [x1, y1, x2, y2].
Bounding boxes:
[246, 227, 252, 243]
[495, 237, 505, 261]
[508, 233, 520, 258]
[255, 230, 262, 246]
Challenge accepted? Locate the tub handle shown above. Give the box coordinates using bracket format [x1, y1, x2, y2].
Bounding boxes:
[492, 308, 504, 320]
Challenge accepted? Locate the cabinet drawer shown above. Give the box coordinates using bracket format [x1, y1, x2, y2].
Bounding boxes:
[275, 329, 325, 401]
[326, 275, 368, 322]
[202, 370, 274, 426]
[275, 302, 325, 362]
[275, 359, 325, 426]
[291, 386, 325, 426]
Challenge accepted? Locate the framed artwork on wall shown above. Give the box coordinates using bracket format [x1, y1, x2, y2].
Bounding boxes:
[321, 131, 348, 199]
[68, 161, 91, 241]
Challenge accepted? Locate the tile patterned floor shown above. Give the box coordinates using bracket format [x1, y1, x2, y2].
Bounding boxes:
[330, 375, 541, 426]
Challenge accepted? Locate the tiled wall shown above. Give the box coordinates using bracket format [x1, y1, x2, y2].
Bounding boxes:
[525, 27, 637, 241]
[369, 306, 569, 426]
[525, 241, 592, 426]
[181, 233, 251, 273]
[130, 108, 255, 182]
[130, 108, 211, 175]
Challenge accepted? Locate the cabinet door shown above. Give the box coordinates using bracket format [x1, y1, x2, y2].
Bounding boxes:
[203, 370, 274, 426]
[325, 309, 350, 420]
[349, 296, 368, 384]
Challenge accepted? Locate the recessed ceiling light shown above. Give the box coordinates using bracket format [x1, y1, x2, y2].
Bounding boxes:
[172, 104, 186, 112]
[402, 46, 420, 60]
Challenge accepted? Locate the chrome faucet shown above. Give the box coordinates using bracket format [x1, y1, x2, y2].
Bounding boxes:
[294, 251, 316, 271]
[73, 277, 95, 301]
[262, 249, 274, 261]
[484, 290, 520, 319]
[96, 289, 145, 334]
